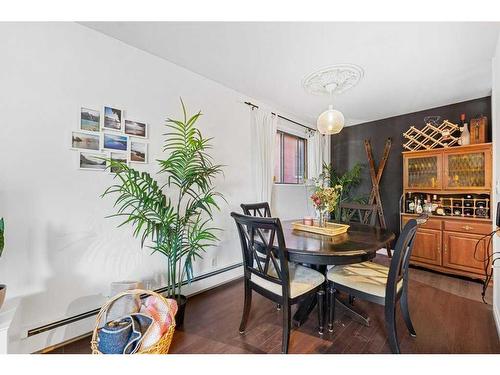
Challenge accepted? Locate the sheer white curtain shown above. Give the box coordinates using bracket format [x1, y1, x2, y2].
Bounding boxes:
[250, 108, 278, 203]
[308, 131, 329, 180]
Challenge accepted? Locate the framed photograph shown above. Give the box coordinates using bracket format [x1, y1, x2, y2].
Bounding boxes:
[102, 133, 128, 152]
[130, 141, 148, 163]
[80, 107, 100, 132]
[109, 152, 128, 174]
[102, 105, 123, 132]
[71, 131, 100, 151]
[79, 152, 107, 171]
[124, 119, 148, 138]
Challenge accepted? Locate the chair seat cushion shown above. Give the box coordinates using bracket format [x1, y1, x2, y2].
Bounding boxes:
[251, 263, 325, 299]
[326, 261, 402, 298]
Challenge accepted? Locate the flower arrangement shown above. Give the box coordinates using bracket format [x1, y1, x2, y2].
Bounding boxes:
[310, 186, 342, 213]
[310, 166, 342, 226]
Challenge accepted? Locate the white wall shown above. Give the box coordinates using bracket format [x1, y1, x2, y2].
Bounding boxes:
[0, 22, 313, 353]
[492, 32, 500, 337]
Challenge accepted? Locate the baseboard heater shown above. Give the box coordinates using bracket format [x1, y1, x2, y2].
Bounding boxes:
[27, 262, 243, 337]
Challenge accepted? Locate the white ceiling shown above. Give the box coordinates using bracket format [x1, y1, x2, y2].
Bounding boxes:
[81, 22, 500, 125]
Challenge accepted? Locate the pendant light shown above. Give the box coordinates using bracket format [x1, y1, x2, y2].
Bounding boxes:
[316, 83, 344, 135]
[302, 64, 364, 136]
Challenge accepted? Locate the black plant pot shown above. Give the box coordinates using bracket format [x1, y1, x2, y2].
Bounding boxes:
[171, 295, 187, 328]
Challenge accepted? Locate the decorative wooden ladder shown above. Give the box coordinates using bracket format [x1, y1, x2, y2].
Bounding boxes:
[364, 138, 392, 257]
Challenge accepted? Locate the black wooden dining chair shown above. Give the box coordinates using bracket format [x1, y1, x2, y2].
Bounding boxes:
[340, 202, 392, 257]
[241, 202, 282, 311]
[339, 202, 378, 226]
[240, 202, 272, 218]
[326, 215, 427, 353]
[231, 212, 326, 354]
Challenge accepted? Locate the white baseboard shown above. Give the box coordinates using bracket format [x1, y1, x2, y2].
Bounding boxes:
[9, 264, 243, 354]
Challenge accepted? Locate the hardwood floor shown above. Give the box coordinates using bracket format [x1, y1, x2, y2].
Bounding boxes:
[48, 255, 500, 354]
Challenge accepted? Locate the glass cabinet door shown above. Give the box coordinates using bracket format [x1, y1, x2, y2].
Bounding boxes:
[405, 154, 442, 189]
[444, 149, 490, 190]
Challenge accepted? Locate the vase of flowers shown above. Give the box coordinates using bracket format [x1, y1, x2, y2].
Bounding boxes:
[310, 168, 342, 227]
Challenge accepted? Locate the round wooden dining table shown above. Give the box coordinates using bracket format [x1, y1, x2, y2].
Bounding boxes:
[279, 220, 396, 326]
[281, 220, 395, 265]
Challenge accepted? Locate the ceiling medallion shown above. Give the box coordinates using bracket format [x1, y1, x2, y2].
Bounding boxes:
[302, 64, 364, 96]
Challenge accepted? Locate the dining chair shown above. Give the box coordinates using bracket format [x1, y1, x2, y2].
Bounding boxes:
[240, 202, 272, 218]
[231, 212, 326, 354]
[241, 202, 285, 310]
[340, 202, 392, 257]
[339, 202, 378, 226]
[326, 215, 427, 354]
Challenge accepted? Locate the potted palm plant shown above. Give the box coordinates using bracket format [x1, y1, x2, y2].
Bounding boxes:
[0, 218, 6, 310]
[102, 100, 224, 327]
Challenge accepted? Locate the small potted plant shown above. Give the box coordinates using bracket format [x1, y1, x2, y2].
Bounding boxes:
[0, 218, 6, 310]
[102, 100, 224, 327]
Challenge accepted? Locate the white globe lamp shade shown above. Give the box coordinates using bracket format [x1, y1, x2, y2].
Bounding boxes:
[317, 105, 345, 135]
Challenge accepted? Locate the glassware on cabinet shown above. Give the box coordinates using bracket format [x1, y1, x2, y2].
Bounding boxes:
[446, 152, 485, 188]
[407, 156, 439, 189]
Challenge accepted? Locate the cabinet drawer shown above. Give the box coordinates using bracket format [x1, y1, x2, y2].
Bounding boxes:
[443, 220, 492, 235]
[402, 216, 442, 230]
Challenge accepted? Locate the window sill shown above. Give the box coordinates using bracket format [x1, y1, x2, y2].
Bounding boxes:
[274, 183, 308, 187]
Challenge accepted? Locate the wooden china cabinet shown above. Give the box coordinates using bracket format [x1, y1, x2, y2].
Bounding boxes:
[401, 143, 493, 280]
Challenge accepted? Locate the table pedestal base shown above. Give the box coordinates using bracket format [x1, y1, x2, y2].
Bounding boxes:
[293, 294, 370, 328]
[334, 297, 370, 327]
[293, 294, 316, 327]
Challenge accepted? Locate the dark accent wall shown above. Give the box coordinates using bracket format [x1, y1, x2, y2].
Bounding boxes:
[331, 96, 491, 238]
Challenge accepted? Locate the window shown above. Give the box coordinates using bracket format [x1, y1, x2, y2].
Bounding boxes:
[274, 130, 307, 184]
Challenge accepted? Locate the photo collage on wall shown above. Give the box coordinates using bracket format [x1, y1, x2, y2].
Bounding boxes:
[71, 105, 149, 172]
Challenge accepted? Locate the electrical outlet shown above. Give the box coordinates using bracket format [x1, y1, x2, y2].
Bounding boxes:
[211, 256, 218, 268]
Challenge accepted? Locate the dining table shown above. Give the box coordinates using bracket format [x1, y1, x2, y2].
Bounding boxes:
[279, 220, 396, 327]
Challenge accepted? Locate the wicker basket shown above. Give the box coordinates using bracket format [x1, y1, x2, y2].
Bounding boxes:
[91, 289, 176, 354]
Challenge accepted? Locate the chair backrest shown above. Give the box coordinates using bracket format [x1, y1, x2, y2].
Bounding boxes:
[240, 202, 272, 218]
[339, 203, 378, 226]
[231, 212, 290, 297]
[385, 215, 428, 303]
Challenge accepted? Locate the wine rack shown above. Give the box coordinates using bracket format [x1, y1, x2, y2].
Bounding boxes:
[402, 193, 490, 220]
[439, 196, 489, 218]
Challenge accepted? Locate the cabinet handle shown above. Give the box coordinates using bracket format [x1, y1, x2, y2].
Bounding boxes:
[444, 243, 447, 255]
[462, 225, 473, 231]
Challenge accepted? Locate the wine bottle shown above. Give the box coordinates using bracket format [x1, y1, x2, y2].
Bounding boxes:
[461, 122, 470, 145]
[416, 199, 423, 214]
[456, 113, 466, 140]
[431, 194, 439, 212]
[460, 113, 466, 127]
[408, 200, 415, 213]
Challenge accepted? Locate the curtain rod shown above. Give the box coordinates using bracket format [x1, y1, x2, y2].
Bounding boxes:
[243, 101, 316, 132]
